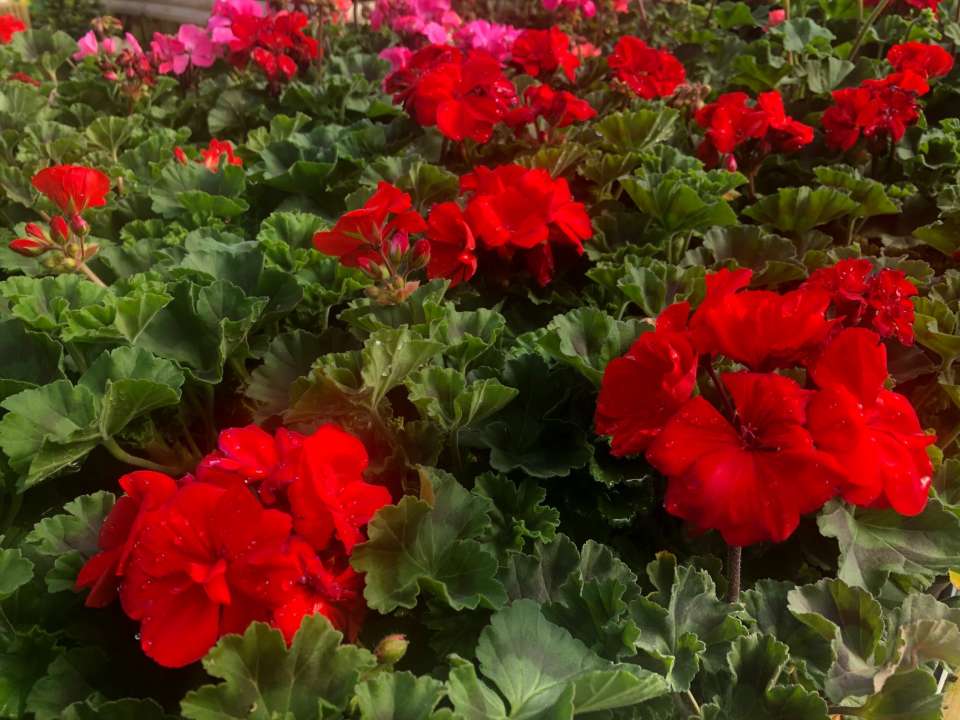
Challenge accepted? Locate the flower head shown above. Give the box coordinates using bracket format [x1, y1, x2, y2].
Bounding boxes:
[510, 27, 581, 83]
[0, 13, 26, 44]
[32, 165, 111, 215]
[608, 36, 685, 99]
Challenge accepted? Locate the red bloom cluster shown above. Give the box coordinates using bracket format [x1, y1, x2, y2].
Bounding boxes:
[227, 10, 319, 85]
[608, 35, 685, 100]
[886, 42, 953, 95]
[694, 91, 813, 171]
[802, 259, 917, 345]
[174, 139, 244, 172]
[0, 14, 26, 44]
[823, 78, 919, 151]
[76, 424, 391, 668]
[459, 164, 593, 285]
[314, 168, 592, 289]
[596, 267, 934, 545]
[385, 45, 517, 143]
[510, 27, 581, 83]
[8, 71, 39, 86]
[505, 84, 597, 137]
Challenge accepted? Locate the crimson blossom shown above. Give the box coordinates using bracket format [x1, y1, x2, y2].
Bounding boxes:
[505, 84, 597, 138]
[607, 35, 686, 100]
[385, 44, 517, 143]
[226, 9, 319, 85]
[694, 91, 813, 172]
[595, 265, 933, 546]
[509, 27, 581, 83]
[886, 42, 953, 95]
[76, 423, 391, 668]
[32, 165, 111, 216]
[0, 14, 26, 44]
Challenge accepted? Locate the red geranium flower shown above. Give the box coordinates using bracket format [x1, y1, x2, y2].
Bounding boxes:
[886, 42, 953, 95]
[0, 14, 26, 44]
[822, 77, 919, 151]
[120, 484, 298, 667]
[313, 182, 427, 268]
[461, 164, 592, 285]
[647, 372, 846, 546]
[595, 302, 698, 456]
[695, 91, 813, 169]
[506, 84, 597, 132]
[510, 27, 581, 83]
[75, 471, 178, 608]
[608, 35, 685, 100]
[8, 71, 39, 86]
[425, 201, 477, 286]
[227, 9, 318, 85]
[200, 139, 243, 172]
[32, 165, 111, 215]
[287, 424, 392, 553]
[807, 328, 935, 515]
[272, 539, 366, 643]
[689, 268, 833, 370]
[803, 259, 918, 345]
[385, 44, 462, 114]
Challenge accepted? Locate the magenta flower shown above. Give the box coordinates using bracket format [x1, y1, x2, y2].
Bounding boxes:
[151, 25, 218, 75]
[542, 0, 597, 17]
[208, 0, 265, 44]
[455, 20, 520, 62]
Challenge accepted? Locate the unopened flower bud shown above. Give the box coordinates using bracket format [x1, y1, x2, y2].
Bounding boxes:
[724, 154, 738, 173]
[41, 254, 60, 269]
[411, 239, 431, 270]
[65, 242, 81, 258]
[83, 243, 100, 260]
[173, 147, 188, 165]
[103, 70, 119, 82]
[25, 223, 47, 241]
[50, 216, 70, 243]
[61, 257, 77, 269]
[9, 238, 48, 257]
[387, 231, 410, 259]
[71, 214, 89, 236]
[374, 634, 409, 665]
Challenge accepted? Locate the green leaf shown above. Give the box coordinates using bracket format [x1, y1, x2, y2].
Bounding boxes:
[703, 634, 829, 720]
[353, 672, 446, 720]
[448, 600, 668, 719]
[854, 669, 942, 720]
[803, 57, 855, 94]
[476, 474, 559, 554]
[246, 330, 324, 422]
[78, 346, 184, 438]
[0, 381, 100, 490]
[743, 187, 859, 234]
[0, 318, 64, 402]
[631, 553, 746, 691]
[257, 210, 327, 250]
[26, 648, 107, 720]
[813, 166, 899, 218]
[620, 170, 743, 237]
[0, 627, 59, 719]
[818, 499, 960, 594]
[352, 467, 507, 613]
[778, 18, 835, 53]
[27, 492, 115, 593]
[180, 615, 376, 720]
[593, 108, 679, 153]
[538, 308, 646, 386]
[787, 578, 883, 701]
[0, 549, 33, 599]
[406, 367, 518, 433]
[61, 699, 175, 720]
[361, 329, 444, 408]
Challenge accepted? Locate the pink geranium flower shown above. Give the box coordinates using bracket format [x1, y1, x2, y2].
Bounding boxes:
[542, 0, 597, 17]
[152, 24, 218, 75]
[208, 0, 265, 44]
[455, 20, 520, 62]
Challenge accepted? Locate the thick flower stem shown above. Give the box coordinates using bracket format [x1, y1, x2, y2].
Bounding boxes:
[103, 437, 181, 475]
[726, 545, 742, 602]
[77, 262, 107, 288]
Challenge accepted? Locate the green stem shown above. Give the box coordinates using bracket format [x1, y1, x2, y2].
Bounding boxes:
[685, 690, 703, 717]
[849, 0, 895, 62]
[726, 545, 742, 603]
[102, 437, 181, 475]
[1, 493, 23, 538]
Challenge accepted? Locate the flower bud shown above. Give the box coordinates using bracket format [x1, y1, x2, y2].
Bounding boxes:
[25, 223, 47, 241]
[173, 147, 188, 165]
[50, 216, 70, 243]
[9, 238, 48, 257]
[83, 243, 100, 260]
[374, 634, 409, 665]
[61, 257, 77, 270]
[724, 154, 738, 173]
[71, 214, 90, 236]
[65, 242, 81, 258]
[411, 239, 431, 271]
[103, 70, 119, 82]
[387, 231, 410, 259]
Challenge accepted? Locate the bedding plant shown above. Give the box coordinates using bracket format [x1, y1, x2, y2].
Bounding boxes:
[0, 0, 960, 716]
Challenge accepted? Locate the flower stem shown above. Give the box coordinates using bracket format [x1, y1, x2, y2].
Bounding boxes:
[77, 262, 107, 288]
[849, 0, 895, 62]
[102, 437, 180, 475]
[726, 545, 742, 602]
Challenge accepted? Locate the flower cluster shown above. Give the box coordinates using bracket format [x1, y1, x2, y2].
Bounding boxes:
[370, 0, 462, 44]
[0, 13, 26, 44]
[802, 259, 918, 345]
[76, 424, 391, 668]
[226, 8, 319, 85]
[150, 24, 219, 76]
[505, 84, 597, 139]
[822, 43, 951, 152]
[75, 21, 156, 101]
[543, 0, 598, 17]
[314, 168, 592, 295]
[694, 90, 814, 172]
[385, 45, 517, 143]
[608, 35, 686, 100]
[510, 27, 581, 83]
[596, 266, 933, 546]
[10, 165, 109, 276]
[174, 139, 244, 172]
